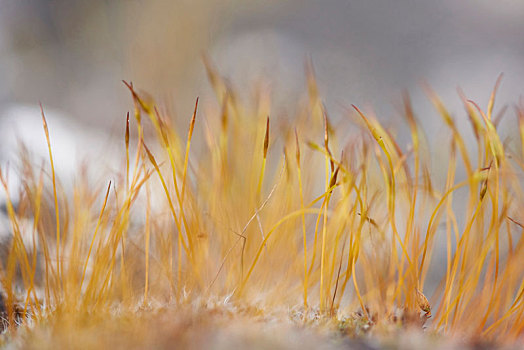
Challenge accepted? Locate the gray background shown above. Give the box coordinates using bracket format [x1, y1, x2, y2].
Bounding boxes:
[0, 0, 523, 132]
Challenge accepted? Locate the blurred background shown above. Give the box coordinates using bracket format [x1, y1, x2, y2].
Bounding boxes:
[0, 0, 523, 131]
[0, 0, 523, 305]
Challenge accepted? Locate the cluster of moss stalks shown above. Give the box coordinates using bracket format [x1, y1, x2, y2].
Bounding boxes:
[0, 65, 522, 347]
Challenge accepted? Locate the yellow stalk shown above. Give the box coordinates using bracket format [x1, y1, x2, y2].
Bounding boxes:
[181, 97, 199, 202]
[144, 180, 151, 303]
[240, 207, 321, 293]
[40, 104, 62, 291]
[143, 142, 191, 260]
[80, 181, 111, 290]
[295, 129, 308, 308]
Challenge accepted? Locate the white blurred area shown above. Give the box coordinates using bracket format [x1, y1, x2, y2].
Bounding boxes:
[0, 105, 121, 244]
[0, 105, 119, 197]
